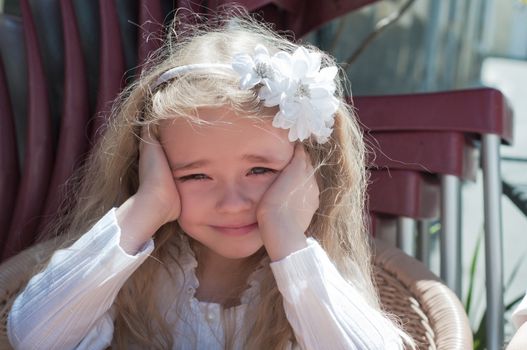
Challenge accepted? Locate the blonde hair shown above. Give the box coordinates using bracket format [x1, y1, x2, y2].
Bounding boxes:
[36, 10, 412, 349]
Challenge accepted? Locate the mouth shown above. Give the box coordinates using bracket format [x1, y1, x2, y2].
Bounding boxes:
[211, 223, 258, 236]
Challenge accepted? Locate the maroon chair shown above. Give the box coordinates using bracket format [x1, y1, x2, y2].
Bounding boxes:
[354, 88, 513, 350]
[91, 0, 125, 141]
[0, 60, 20, 251]
[0, 13, 26, 251]
[365, 131, 477, 263]
[368, 169, 440, 255]
[2, 0, 54, 260]
[369, 170, 441, 218]
[366, 131, 478, 181]
[36, 0, 91, 235]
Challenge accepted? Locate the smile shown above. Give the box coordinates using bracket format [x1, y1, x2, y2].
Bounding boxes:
[211, 223, 258, 236]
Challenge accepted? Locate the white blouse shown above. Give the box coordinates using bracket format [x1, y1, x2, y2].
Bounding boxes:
[7, 209, 403, 350]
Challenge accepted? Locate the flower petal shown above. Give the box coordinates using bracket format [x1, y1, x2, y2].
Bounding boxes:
[309, 86, 333, 98]
[260, 79, 287, 106]
[280, 98, 302, 117]
[311, 95, 339, 115]
[254, 44, 270, 57]
[287, 122, 300, 142]
[232, 54, 261, 89]
[291, 59, 308, 80]
[318, 66, 338, 81]
[273, 110, 296, 129]
[232, 54, 254, 74]
[271, 51, 293, 77]
[240, 74, 261, 90]
[306, 52, 322, 76]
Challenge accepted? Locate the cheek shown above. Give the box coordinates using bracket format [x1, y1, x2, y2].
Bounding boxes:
[250, 176, 276, 202]
[175, 183, 207, 224]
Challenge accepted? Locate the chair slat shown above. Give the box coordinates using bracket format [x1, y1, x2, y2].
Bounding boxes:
[0, 61, 20, 250]
[3, 0, 54, 260]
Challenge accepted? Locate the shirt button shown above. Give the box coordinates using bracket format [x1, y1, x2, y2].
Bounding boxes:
[207, 313, 214, 321]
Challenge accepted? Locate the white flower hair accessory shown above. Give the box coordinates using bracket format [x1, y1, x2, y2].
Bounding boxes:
[152, 44, 340, 143]
[232, 44, 339, 143]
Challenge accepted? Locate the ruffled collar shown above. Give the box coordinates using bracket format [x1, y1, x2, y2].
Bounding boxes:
[176, 235, 269, 309]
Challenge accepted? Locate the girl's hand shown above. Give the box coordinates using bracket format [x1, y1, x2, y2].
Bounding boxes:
[116, 128, 181, 254]
[135, 128, 181, 224]
[256, 143, 319, 261]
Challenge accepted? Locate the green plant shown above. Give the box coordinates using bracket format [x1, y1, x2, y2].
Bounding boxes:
[464, 231, 525, 350]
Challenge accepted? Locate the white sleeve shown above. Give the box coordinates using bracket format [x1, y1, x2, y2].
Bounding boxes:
[7, 208, 154, 350]
[512, 291, 527, 329]
[270, 238, 403, 350]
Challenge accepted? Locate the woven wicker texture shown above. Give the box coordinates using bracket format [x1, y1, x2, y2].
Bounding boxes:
[374, 239, 473, 349]
[375, 267, 436, 349]
[0, 239, 473, 349]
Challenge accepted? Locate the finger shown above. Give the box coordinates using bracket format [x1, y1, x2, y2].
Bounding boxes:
[298, 160, 320, 203]
[294, 146, 317, 186]
[302, 156, 320, 211]
[293, 143, 317, 172]
[292, 142, 306, 162]
[284, 143, 307, 175]
[139, 127, 151, 154]
[140, 126, 158, 145]
[140, 127, 165, 158]
[298, 144, 321, 192]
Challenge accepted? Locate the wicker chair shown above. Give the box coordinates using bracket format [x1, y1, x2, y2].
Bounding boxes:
[0, 239, 472, 350]
[373, 239, 473, 349]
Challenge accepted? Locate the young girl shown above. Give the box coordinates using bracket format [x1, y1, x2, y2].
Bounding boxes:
[7, 13, 413, 350]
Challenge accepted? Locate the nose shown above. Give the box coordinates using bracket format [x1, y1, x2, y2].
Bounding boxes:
[215, 182, 254, 214]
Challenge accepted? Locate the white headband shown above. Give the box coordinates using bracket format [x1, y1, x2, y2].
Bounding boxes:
[152, 44, 339, 144]
[153, 63, 232, 88]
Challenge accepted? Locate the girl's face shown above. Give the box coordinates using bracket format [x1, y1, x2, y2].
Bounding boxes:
[160, 107, 294, 260]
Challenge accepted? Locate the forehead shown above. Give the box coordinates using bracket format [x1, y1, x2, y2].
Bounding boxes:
[159, 107, 293, 162]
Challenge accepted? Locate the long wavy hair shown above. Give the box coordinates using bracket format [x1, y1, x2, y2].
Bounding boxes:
[34, 10, 412, 349]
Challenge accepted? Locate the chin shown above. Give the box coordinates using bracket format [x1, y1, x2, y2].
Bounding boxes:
[213, 240, 265, 260]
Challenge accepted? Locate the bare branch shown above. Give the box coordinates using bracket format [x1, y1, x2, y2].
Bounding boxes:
[342, 0, 417, 69]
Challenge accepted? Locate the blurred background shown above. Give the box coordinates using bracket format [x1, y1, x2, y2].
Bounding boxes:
[302, 0, 527, 342]
[302, 0, 527, 343]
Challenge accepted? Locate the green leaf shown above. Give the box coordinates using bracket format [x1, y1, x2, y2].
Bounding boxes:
[506, 254, 526, 291]
[466, 226, 526, 348]
[474, 312, 487, 350]
[506, 294, 524, 312]
[465, 232, 483, 316]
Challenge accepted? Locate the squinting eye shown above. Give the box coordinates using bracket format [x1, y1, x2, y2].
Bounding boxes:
[248, 167, 276, 176]
[177, 174, 210, 182]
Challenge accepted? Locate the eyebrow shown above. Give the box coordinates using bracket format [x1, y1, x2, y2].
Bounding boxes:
[171, 154, 284, 171]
